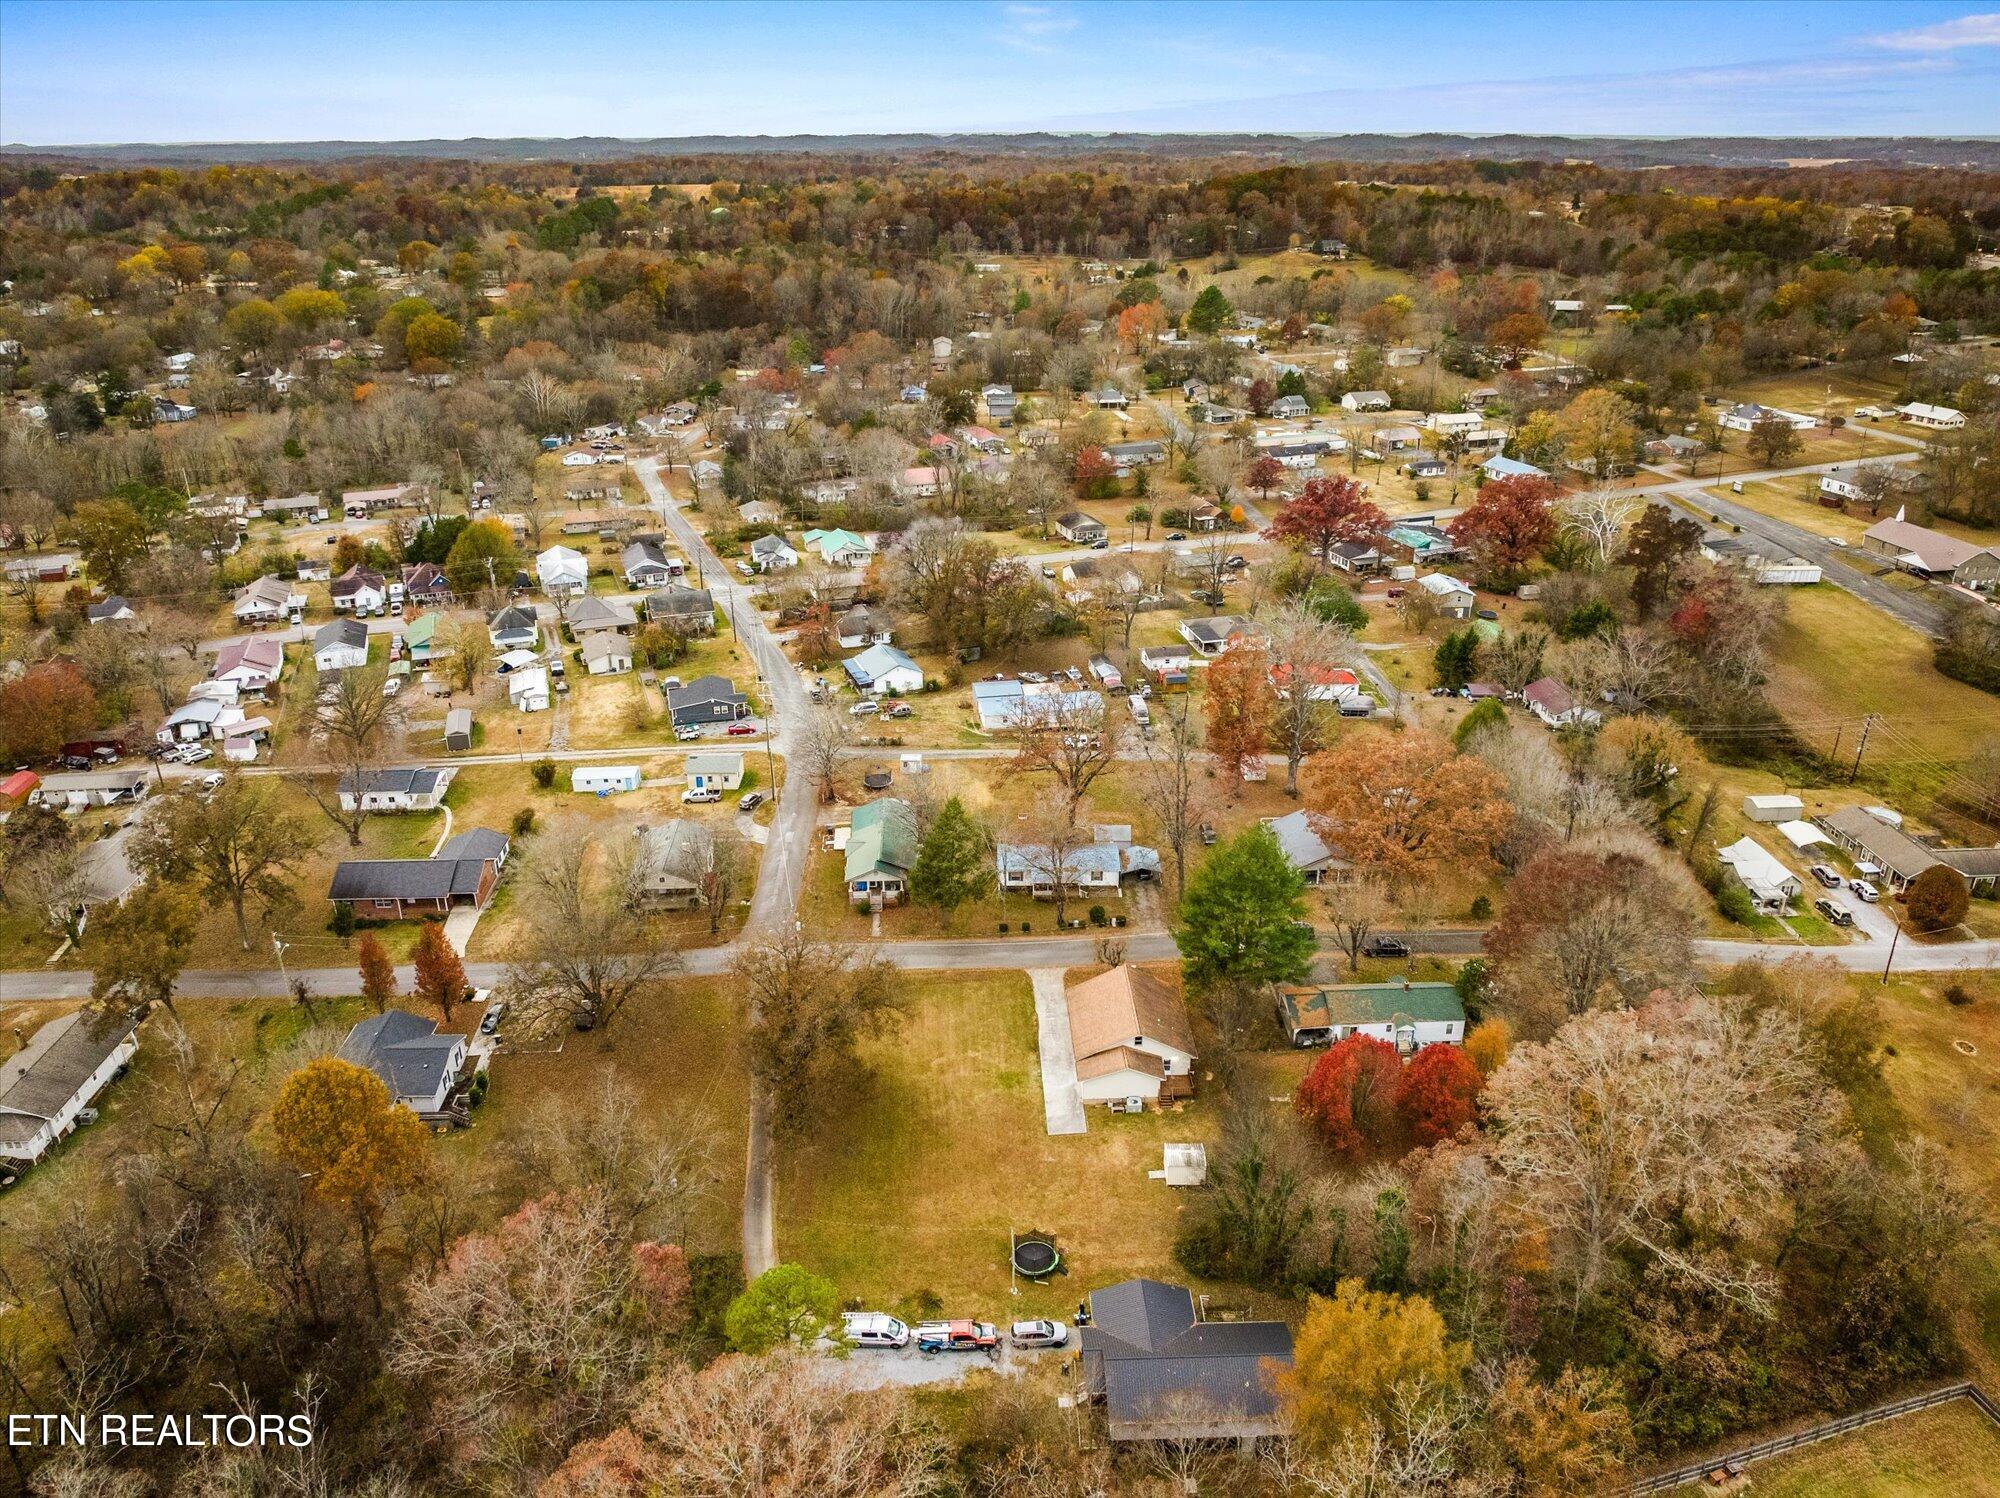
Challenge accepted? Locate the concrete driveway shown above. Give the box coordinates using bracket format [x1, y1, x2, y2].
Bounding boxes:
[1028, 967, 1086, 1136]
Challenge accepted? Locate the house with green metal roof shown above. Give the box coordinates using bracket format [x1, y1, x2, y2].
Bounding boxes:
[845, 798, 918, 908]
[404, 611, 444, 663]
[801, 527, 876, 568]
[1274, 980, 1465, 1052]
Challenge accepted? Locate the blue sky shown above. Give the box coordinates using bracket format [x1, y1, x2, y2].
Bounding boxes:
[3, 1, 1998, 144]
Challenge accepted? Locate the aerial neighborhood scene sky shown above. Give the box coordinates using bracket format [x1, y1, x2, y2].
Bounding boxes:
[4, 0, 2000, 140]
[6, 2, 2000, 1495]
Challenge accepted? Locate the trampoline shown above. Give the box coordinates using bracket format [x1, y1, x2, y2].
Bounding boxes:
[1010, 1231, 1063, 1280]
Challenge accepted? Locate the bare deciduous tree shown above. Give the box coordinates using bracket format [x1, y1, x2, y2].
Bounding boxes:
[1559, 488, 1645, 565]
[1135, 695, 1206, 901]
[1265, 599, 1356, 795]
[290, 664, 396, 846]
[794, 703, 853, 804]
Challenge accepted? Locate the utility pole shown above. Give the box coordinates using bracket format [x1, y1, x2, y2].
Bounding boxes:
[1849, 714, 1877, 783]
[1879, 908, 1902, 987]
[271, 933, 291, 991]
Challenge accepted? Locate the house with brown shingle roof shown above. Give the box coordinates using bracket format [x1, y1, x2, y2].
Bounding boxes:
[1066, 964, 1197, 1108]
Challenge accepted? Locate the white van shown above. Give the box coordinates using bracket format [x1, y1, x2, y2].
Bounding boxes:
[841, 1312, 910, 1349]
[1129, 697, 1150, 728]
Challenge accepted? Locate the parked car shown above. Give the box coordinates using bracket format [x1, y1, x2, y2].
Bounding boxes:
[58, 754, 93, 771]
[479, 1000, 507, 1036]
[194, 771, 225, 795]
[1199, 822, 1218, 846]
[172, 743, 214, 764]
[842, 1312, 911, 1350]
[1810, 864, 1843, 888]
[1849, 878, 1880, 903]
[1040, 564, 1057, 578]
[885, 702, 913, 718]
[681, 787, 722, 804]
[1225, 554, 1248, 570]
[738, 791, 765, 811]
[382, 676, 403, 698]
[1363, 935, 1411, 958]
[726, 722, 757, 736]
[1009, 1319, 1069, 1349]
[1164, 531, 1186, 541]
[1089, 538, 1109, 550]
[848, 700, 881, 716]
[914, 1320, 998, 1354]
[1814, 898, 1855, 928]
[1192, 588, 1224, 606]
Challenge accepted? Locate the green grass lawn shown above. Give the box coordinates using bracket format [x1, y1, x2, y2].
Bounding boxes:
[1674, 1397, 2000, 1497]
[777, 969, 1241, 1321]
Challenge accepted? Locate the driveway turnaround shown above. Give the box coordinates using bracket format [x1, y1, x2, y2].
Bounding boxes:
[1028, 967, 1086, 1136]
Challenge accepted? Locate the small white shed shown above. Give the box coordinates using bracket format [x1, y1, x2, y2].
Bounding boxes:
[572, 765, 642, 796]
[1148, 1143, 1209, 1187]
[1743, 793, 1805, 823]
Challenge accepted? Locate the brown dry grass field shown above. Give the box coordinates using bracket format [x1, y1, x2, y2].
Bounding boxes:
[1667, 1396, 2000, 1497]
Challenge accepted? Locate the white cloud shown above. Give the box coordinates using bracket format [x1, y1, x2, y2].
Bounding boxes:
[1003, 3, 1077, 36]
[1869, 11, 2000, 51]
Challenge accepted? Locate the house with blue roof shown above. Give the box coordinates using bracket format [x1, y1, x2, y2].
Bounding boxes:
[1480, 454, 1548, 481]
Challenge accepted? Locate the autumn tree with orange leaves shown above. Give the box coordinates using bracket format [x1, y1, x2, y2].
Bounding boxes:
[1304, 728, 1507, 896]
[1450, 475, 1558, 589]
[412, 921, 470, 1025]
[1204, 642, 1276, 785]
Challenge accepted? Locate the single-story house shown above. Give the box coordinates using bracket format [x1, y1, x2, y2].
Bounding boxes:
[233, 574, 304, 624]
[644, 584, 716, 633]
[1067, 964, 1197, 1107]
[1480, 454, 1547, 481]
[1818, 805, 2000, 896]
[1341, 390, 1391, 413]
[443, 708, 474, 752]
[1137, 646, 1191, 687]
[1719, 402, 1815, 433]
[1106, 440, 1166, 472]
[1269, 393, 1310, 419]
[1899, 402, 1965, 429]
[581, 633, 634, 675]
[845, 797, 918, 908]
[1387, 521, 1460, 562]
[327, 847, 502, 919]
[622, 541, 679, 588]
[1647, 434, 1706, 463]
[1055, 511, 1109, 545]
[156, 696, 244, 744]
[404, 611, 444, 664]
[843, 643, 924, 696]
[1079, 1278, 1293, 1445]
[1403, 452, 1449, 479]
[336, 766, 453, 813]
[1416, 572, 1476, 619]
[1375, 425, 1423, 452]
[668, 675, 749, 729]
[1262, 809, 1351, 886]
[630, 820, 712, 908]
[330, 566, 388, 615]
[313, 618, 371, 673]
[995, 838, 1159, 895]
[685, 751, 745, 793]
[802, 528, 875, 567]
[835, 605, 893, 648]
[1276, 978, 1466, 1051]
[507, 666, 551, 713]
[1328, 540, 1383, 574]
[749, 534, 801, 571]
[1269, 663, 1361, 704]
[0, 1009, 143, 1167]
[86, 595, 136, 625]
[487, 605, 540, 652]
[535, 545, 589, 595]
[969, 679, 1105, 731]
[337, 1010, 467, 1116]
[209, 637, 285, 693]
[565, 595, 638, 636]
[1700, 534, 1824, 585]
[1716, 837, 1802, 913]
[1523, 677, 1602, 729]
[1088, 654, 1124, 691]
[573, 764, 642, 796]
[340, 484, 411, 517]
[1179, 616, 1248, 657]
[30, 769, 149, 811]
[1860, 511, 2000, 590]
[1088, 385, 1130, 409]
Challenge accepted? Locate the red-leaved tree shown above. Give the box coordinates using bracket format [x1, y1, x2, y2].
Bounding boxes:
[1395, 1043, 1483, 1146]
[1448, 475, 1557, 587]
[412, 921, 470, 1024]
[1264, 474, 1387, 568]
[1246, 455, 1285, 505]
[1073, 445, 1117, 499]
[1203, 641, 1276, 785]
[1295, 1034, 1403, 1160]
[0, 662, 98, 765]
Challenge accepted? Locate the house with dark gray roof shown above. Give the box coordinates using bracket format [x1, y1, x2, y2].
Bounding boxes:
[435, 827, 510, 872]
[327, 847, 500, 918]
[644, 584, 716, 632]
[1079, 1278, 1293, 1445]
[667, 675, 749, 729]
[0, 1009, 142, 1166]
[336, 766, 453, 812]
[337, 1010, 467, 1115]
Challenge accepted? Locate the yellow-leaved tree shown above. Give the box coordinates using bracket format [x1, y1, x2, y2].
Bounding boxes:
[271, 1057, 427, 1315]
[1277, 1279, 1470, 1449]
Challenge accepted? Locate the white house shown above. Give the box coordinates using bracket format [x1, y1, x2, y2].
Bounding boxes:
[536, 545, 589, 595]
[312, 618, 370, 673]
[842, 643, 924, 696]
[1263, 808, 1352, 886]
[0, 1010, 142, 1167]
[1065, 965, 1198, 1107]
[210, 637, 285, 693]
[233, 575, 304, 624]
[835, 606, 893, 649]
[156, 696, 244, 744]
[1719, 402, 1815, 433]
[1717, 837, 1802, 913]
[581, 634, 634, 675]
[801, 528, 875, 567]
[329, 566, 388, 615]
[1523, 677, 1602, 729]
[337, 1011, 466, 1116]
[1427, 411, 1484, 435]
[561, 450, 599, 467]
[30, 770, 150, 811]
[1341, 390, 1391, 413]
[748, 534, 800, 571]
[684, 751, 745, 792]
[1276, 980, 1466, 1052]
[572, 765, 642, 796]
[1899, 402, 1965, 429]
[336, 766, 454, 812]
[507, 666, 551, 713]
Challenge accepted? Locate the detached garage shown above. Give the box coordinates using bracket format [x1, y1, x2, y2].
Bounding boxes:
[572, 765, 642, 796]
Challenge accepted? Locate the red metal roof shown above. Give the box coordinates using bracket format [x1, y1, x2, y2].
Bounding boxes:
[1, 770, 40, 799]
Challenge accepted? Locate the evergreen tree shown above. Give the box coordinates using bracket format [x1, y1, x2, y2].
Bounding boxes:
[1187, 284, 1234, 334]
[908, 797, 989, 926]
[1173, 823, 1314, 992]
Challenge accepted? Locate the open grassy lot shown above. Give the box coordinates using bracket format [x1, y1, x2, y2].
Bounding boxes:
[776, 968, 1250, 1321]
[1671, 1397, 2000, 1497]
[1761, 583, 1999, 788]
